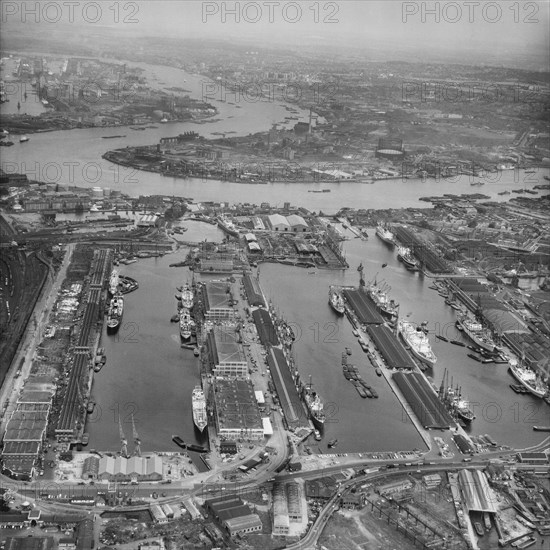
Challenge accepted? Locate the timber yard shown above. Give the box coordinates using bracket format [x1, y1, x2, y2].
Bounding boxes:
[1, 8, 550, 550]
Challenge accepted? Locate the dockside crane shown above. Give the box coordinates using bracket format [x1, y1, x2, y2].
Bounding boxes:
[131, 413, 141, 457]
[119, 417, 128, 458]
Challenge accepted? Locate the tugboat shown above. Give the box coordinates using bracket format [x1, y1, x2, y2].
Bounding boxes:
[314, 429, 322, 441]
[328, 286, 345, 315]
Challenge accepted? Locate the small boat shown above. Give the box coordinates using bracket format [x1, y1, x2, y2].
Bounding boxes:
[19, 135, 29, 143]
[87, 401, 95, 414]
[81, 433, 89, 446]
[467, 353, 482, 362]
[328, 439, 338, 448]
[345, 348, 352, 356]
[193, 348, 200, 357]
[483, 513, 491, 530]
[435, 335, 449, 342]
[172, 435, 186, 449]
[375, 368, 382, 377]
[474, 522, 484, 536]
[450, 340, 465, 347]
[382, 263, 388, 268]
[314, 429, 322, 441]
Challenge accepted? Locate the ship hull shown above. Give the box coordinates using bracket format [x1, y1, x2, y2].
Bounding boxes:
[509, 366, 546, 398]
[459, 320, 496, 352]
[376, 230, 395, 246]
[398, 322, 437, 367]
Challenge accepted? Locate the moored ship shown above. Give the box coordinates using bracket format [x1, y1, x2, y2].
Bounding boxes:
[217, 215, 239, 237]
[509, 359, 547, 398]
[328, 286, 345, 315]
[457, 314, 497, 352]
[181, 283, 194, 310]
[398, 320, 437, 367]
[109, 269, 119, 295]
[375, 224, 395, 246]
[192, 386, 208, 432]
[367, 281, 399, 319]
[106, 294, 124, 332]
[397, 247, 419, 270]
[179, 310, 195, 341]
[302, 376, 326, 429]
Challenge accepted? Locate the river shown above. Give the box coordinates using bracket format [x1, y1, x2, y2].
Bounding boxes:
[2, 56, 548, 452]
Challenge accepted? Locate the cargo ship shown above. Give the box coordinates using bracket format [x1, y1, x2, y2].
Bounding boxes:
[457, 314, 496, 352]
[398, 320, 437, 367]
[217, 215, 239, 237]
[509, 359, 547, 398]
[367, 282, 399, 319]
[181, 283, 194, 310]
[439, 374, 475, 423]
[328, 286, 345, 315]
[397, 247, 419, 270]
[192, 386, 208, 432]
[302, 376, 326, 429]
[375, 224, 395, 246]
[106, 294, 124, 332]
[109, 269, 119, 295]
[179, 310, 195, 341]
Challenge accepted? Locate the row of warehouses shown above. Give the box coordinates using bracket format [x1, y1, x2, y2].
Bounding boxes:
[2, 249, 112, 480]
[204, 274, 309, 443]
[202, 278, 270, 441]
[342, 287, 412, 369]
[342, 286, 454, 431]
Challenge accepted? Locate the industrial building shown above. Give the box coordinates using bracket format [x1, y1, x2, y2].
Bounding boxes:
[213, 379, 264, 440]
[286, 214, 308, 232]
[243, 274, 266, 307]
[393, 371, 454, 429]
[457, 470, 497, 513]
[376, 478, 413, 497]
[267, 213, 290, 231]
[203, 281, 236, 321]
[204, 495, 262, 537]
[81, 455, 163, 482]
[207, 325, 248, 377]
[1, 381, 53, 481]
[252, 308, 280, 347]
[266, 347, 309, 430]
[375, 138, 405, 160]
[272, 481, 306, 536]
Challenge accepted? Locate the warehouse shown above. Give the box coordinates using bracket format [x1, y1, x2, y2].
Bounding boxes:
[286, 214, 308, 232]
[213, 379, 264, 440]
[268, 214, 290, 231]
[204, 494, 263, 537]
[204, 281, 236, 321]
[243, 274, 266, 307]
[95, 455, 163, 482]
[252, 308, 280, 347]
[207, 325, 248, 378]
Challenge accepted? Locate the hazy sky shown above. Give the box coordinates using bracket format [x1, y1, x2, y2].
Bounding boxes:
[3, 1, 549, 64]
[128, 1, 548, 53]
